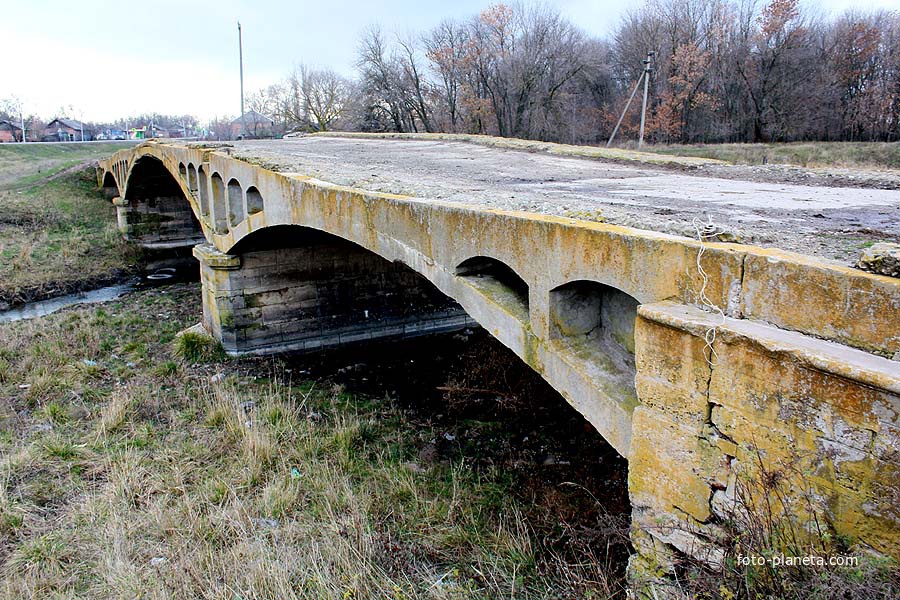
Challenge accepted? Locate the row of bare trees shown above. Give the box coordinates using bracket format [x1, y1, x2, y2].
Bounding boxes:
[612, 0, 900, 143]
[245, 0, 900, 144]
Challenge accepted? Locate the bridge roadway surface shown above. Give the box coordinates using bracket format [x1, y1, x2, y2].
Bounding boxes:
[220, 135, 900, 263]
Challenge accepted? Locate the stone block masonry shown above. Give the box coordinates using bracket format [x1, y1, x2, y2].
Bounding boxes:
[116, 195, 205, 248]
[194, 240, 475, 355]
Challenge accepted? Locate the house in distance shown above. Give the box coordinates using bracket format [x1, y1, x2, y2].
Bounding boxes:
[231, 111, 274, 139]
[44, 118, 93, 142]
[0, 119, 23, 142]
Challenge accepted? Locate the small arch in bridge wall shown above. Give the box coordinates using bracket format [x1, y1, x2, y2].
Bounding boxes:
[198, 166, 209, 216]
[178, 162, 187, 181]
[548, 279, 639, 376]
[211, 173, 228, 233]
[455, 256, 530, 323]
[246, 186, 264, 215]
[101, 171, 118, 199]
[227, 178, 243, 227]
[187, 163, 198, 195]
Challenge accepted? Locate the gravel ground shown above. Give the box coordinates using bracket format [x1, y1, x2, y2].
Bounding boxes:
[220, 136, 900, 265]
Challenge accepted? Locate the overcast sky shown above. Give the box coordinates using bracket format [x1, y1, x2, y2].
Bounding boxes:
[2, 0, 898, 123]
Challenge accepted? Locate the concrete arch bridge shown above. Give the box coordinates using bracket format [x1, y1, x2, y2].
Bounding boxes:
[100, 135, 900, 586]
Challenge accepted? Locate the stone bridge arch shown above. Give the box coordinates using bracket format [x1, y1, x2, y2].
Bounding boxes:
[104, 152, 206, 249]
[99, 141, 900, 587]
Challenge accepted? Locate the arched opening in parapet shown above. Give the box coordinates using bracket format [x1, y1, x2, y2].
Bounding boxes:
[123, 155, 204, 248]
[246, 186, 264, 215]
[549, 280, 638, 396]
[197, 166, 209, 216]
[227, 178, 243, 227]
[455, 256, 529, 323]
[210, 173, 227, 233]
[178, 162, 187, 180]
[187, 163, 199, 195]
[101, 171, 118, 199]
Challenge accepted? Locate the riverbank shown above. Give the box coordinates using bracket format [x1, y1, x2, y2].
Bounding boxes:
[0, 167, 140, 308]
[0, 282, 630, 598]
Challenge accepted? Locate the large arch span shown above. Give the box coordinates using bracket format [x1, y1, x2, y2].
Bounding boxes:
[99, 140, 900, 584]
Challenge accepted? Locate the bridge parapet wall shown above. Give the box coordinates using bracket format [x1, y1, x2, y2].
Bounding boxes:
[628, 301, 900, 588]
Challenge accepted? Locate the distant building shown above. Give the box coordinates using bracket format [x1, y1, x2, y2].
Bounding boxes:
[231, 111, 274, 139]
[44, 118, 93, 142]
[0, 119, 22, 142]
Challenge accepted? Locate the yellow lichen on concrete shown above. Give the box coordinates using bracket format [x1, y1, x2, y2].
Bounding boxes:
[632, 300, 900, 569]
[741, 247, 900, 356]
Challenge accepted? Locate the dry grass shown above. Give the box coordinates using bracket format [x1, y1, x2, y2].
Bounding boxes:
[640, 141, 900, 170]
[0, 142, 134, 191]
[0, 168, 139, 306]
[0, 284, 627, 599]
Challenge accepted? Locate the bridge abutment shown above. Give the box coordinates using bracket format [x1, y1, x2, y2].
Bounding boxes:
[627, 301, 900, 593]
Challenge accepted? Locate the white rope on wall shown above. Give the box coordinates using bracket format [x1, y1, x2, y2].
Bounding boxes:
[692, 214, 727, 367]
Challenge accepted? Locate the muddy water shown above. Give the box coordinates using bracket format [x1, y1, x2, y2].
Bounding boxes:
[0, 284, 135, 323]
[282, 328, 633, 563]
[0, 263, 199, 323]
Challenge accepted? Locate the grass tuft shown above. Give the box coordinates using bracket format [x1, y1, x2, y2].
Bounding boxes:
[174, 331, 226, 363]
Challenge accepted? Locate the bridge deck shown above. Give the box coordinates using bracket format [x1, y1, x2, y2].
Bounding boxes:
[221, 135, 900, 263]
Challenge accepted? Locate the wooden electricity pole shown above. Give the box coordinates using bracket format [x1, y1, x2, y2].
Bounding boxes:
[638, 51, 655, 148]
[607, 50, 655, 148]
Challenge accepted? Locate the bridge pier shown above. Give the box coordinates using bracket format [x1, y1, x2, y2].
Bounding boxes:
[193, 231, 475, 356]
[113, 194, 205, 249]
[115, 155, 205, 249]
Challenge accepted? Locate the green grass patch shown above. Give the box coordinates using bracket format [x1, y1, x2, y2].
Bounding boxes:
[174, 331, 226, 362]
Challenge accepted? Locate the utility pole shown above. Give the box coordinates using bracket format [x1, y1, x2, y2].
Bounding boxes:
[638, 50, 655, 148]
[607, 50, 655, 148]
[238, 21, 246, 139]
[19, 100, 26, 143]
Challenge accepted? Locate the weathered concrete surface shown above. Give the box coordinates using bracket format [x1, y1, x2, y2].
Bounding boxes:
[99, 137, 900, 586]
[231, 134, 900, 263]
[631, 302, 900, 574]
